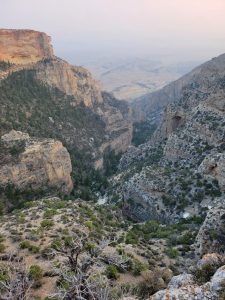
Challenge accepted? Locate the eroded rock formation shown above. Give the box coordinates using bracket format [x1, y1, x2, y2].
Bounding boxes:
[0, 29, 54, 64]
[0, 130, 73, 195]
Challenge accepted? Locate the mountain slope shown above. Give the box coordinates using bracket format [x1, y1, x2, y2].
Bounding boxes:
[113, 52, 225, 224]
[0, 29, 133, 200]
[131, 54, 225, 123]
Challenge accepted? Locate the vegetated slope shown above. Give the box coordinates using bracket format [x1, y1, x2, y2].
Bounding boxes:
[0, 29, 133, 201]
[111, 53, 225, 224]
[0, 69, 105, 145]
[0, 197, 206, 299]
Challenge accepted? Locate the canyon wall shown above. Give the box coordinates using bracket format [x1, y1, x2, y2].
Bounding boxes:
[0, 29, 54, 64]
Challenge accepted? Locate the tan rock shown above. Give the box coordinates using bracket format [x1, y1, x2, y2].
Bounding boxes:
[35, 58, 103, 108]
[0, 131, 73, 194]
[0, 29, 54, 64]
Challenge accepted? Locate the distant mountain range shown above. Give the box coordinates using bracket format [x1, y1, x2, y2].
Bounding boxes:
[85, 58, 200, 101]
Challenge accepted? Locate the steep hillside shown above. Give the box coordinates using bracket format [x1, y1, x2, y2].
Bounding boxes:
[111, 53, 225, 224]
[0, 29, 132, 200]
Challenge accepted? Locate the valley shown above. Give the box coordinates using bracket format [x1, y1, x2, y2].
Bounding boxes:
[85, 58, 198, 101]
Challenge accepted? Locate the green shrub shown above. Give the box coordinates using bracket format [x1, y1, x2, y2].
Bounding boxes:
[29, 265, 43, 288]
[43, 209, 57, 219]
[162, 195, 176, 207]
[125, 231, 139, 244]
[132, 259, 148, 276]
[105, 265, 119, 279]
[19, 240, 40, 253]
[178, 231, 195, 245]
[85, 221, 94, 230]
[29, 265, 43, 281]
[0, 235, 4, 243]
[0, 262, 9, 292]
[166, 247, 179, 258]
[20, 240, 31, 249]
[0, 243, 6, 253]
[193, 263, 217, 284]
[40, 219, 54, 229]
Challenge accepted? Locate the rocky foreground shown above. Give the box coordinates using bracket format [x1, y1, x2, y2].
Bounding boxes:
[0, 198, 225, 299]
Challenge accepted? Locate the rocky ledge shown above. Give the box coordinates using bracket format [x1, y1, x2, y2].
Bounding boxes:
[0, 130, 73, 196]
[150, 264, 225, 300]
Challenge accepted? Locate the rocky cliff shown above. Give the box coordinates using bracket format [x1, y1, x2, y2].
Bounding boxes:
[0, 130, 73, 199]
[0, 29, 132, 173]
[35, 58, 103, 108]
[150, 263, 225, 300]
[112, 53, 225, 224]
[0, 29, 54, 64]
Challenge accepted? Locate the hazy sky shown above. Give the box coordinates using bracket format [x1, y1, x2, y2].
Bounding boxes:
[1, 0, 225, 64]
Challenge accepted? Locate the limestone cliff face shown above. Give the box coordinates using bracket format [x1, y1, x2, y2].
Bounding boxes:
[0, 29, 54, 64]
[94, 92, 133, 168]
[0, 130, 73, 194]
[0, 29, 102, 108]
[35, 58, 103, 108]
[0, 29, 132, 169]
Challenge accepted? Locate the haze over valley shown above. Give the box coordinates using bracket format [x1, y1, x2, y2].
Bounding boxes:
[85, 58, 200, 100]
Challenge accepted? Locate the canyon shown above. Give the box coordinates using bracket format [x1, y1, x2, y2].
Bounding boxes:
[0, 28, 225, 300]
[0, 29, 132, 198]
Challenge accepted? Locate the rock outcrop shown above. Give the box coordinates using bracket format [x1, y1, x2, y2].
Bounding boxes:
[35, 58, 103, 108]
[0, 29, 54, 64]
[199, 154, 225, 191]
[0, 130, 73, 195]
[150, 266, 225, 299]
[195, 207, 225, 256]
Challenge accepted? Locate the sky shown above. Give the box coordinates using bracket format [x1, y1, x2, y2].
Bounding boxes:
[1, 0, 225, 64]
